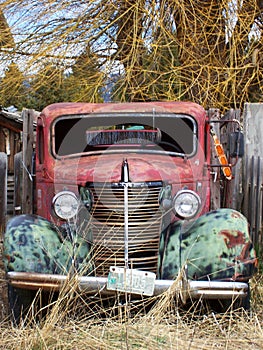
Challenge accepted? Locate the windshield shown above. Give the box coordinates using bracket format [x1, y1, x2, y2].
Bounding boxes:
[52, 113, 197, 158]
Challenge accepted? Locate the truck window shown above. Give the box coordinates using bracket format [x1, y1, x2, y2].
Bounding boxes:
[52, 113, 197, 158]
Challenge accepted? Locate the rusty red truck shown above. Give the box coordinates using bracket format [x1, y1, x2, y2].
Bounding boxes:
[1, 101, 258, 321]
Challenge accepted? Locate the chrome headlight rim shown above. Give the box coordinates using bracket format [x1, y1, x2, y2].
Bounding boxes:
[173, 189, 201, 219]
[52, 191, 79, 220]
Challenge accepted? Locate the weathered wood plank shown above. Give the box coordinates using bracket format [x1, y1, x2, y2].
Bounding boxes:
[14, 152, 22, 216]
[0, 152, 7, 234]
[242, 103, 263, 246]
[243, 103, 263, 159]
[21, 109, 35, 214]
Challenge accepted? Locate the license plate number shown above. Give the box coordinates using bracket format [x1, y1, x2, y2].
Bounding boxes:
[107, 266, 156, 296]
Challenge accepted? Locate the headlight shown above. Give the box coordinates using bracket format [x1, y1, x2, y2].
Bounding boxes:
[52, 191, 79, 220]
[173, 190, 201, 219]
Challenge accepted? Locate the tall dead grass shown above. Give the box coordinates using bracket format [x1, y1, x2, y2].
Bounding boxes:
[0, 274, 263, 350]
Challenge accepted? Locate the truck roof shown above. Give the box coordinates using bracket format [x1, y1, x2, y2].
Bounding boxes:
[40, 101, 207, 124]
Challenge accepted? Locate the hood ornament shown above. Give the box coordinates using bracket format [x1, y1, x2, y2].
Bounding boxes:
[121, 159, 130, 183]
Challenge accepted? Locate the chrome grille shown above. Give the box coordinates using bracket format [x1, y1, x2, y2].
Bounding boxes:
[84, 182, 163, 276]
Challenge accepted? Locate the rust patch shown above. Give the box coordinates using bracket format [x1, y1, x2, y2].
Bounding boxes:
[237, 242, 252, 261]
[219, 230, 246, 248]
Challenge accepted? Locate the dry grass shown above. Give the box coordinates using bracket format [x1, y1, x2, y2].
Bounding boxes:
[1, 313, 262, 350]
[0, 274, 263, 350]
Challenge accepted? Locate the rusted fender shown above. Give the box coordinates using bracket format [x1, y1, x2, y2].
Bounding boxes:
[158, 209, 257, 281]
[3, 215, 93, 275]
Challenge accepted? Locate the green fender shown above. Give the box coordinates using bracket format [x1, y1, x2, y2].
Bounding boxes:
[158, 209, 257, 281]
[3, 214, 93, 275]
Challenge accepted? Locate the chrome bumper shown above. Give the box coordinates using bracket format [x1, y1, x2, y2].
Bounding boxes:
[7, 271, 248, 301]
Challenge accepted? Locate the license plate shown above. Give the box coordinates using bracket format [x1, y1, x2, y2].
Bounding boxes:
[107, 266, 156, 296]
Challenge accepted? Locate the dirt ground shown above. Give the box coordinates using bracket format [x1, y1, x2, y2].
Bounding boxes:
[0, 241, 9, 320]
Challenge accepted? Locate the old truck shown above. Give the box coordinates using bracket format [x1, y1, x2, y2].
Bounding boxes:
[0, 101, 260, 321]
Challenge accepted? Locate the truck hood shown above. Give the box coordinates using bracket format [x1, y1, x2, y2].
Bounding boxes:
[53, 153, 202, 185]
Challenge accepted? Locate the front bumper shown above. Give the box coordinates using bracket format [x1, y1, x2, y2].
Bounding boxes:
[7, 271, 248, 302]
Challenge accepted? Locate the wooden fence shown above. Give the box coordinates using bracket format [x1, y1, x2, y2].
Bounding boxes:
[242, 103, 263, 249]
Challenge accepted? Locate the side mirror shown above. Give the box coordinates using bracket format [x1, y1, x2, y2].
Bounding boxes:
[228, 131, 244, 158]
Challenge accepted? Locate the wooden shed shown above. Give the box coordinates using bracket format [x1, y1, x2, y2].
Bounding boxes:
[0, 109, 23, 220]
[0, 109, 23, 172]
